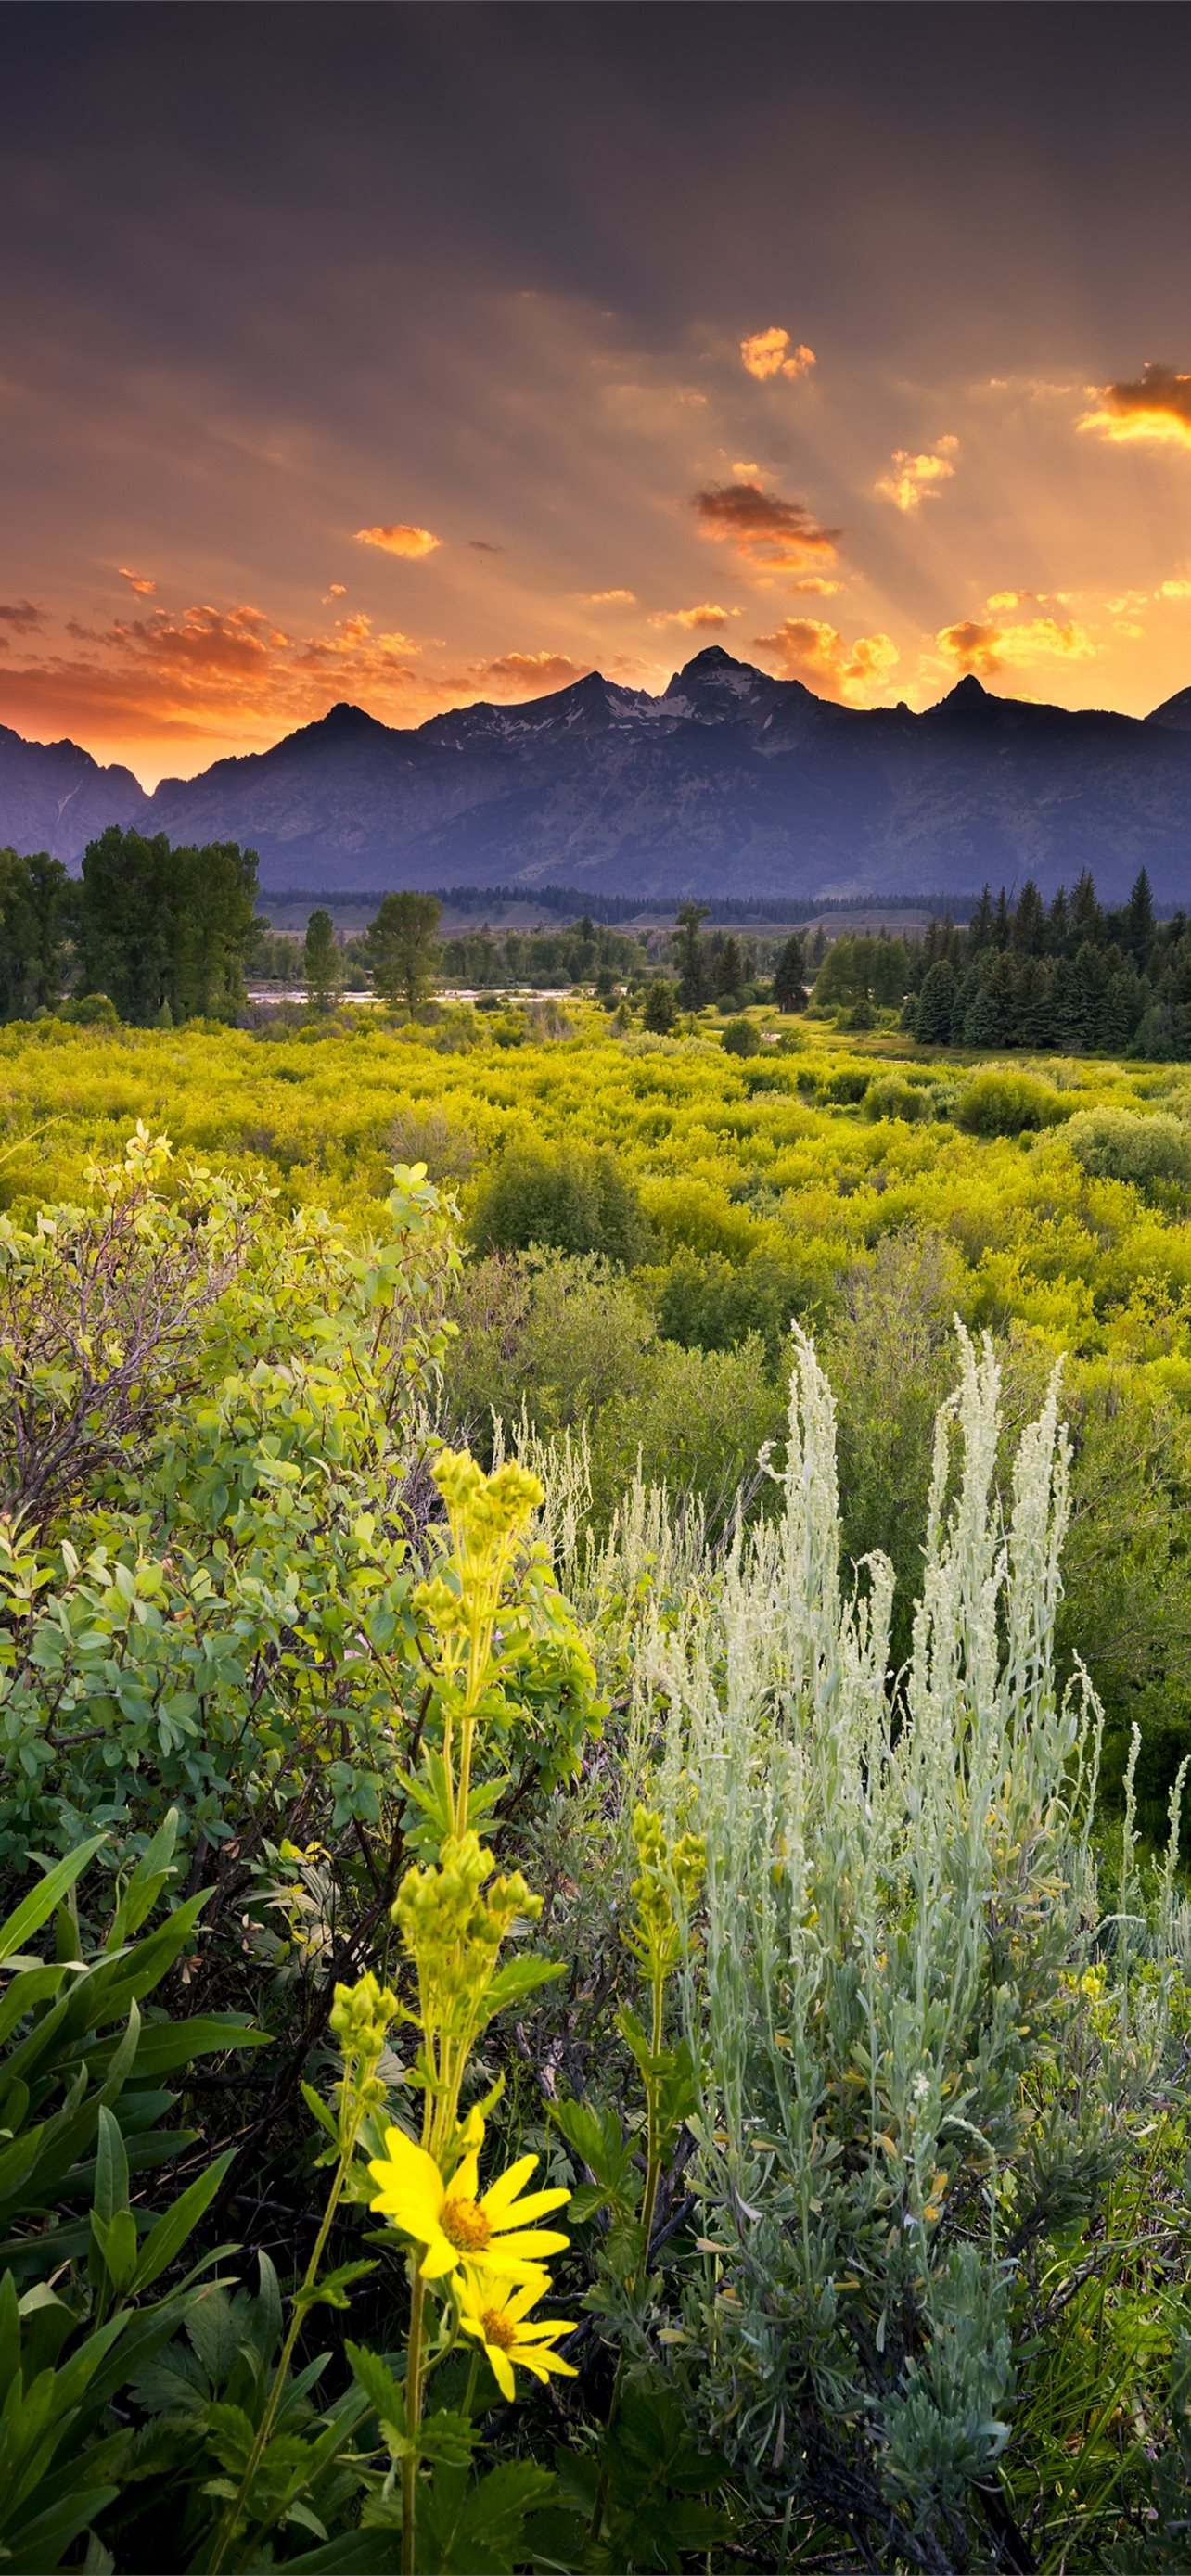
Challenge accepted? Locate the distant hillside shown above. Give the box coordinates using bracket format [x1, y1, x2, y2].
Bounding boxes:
[6, 650, 1191, 899]
[0, 724, 147, 860]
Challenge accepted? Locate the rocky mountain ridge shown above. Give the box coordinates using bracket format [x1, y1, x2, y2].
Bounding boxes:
[5, 649, 1191, 900]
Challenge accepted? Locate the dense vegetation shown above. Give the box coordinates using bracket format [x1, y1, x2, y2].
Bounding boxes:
[6, 885, 1191, 2565]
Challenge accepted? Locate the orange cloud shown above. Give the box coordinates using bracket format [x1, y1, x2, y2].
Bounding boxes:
[937, 613, 1099, 678]
[752, 616, 898, 703]
[0, 599, 44, 631]
[732, 459, 761, 478]
[1079, 362, 1191, 450]
[118, 567, 156, 597]
[0, 597, 429, 775]
[692, 480, 840, 574]
[322, 581, 347, 602]
[354, 522, 442, 557]
[586, 587, 636, 605]
[1157, 577, 1191, 599]
[876, 435, 959, 512]
[648, 603, 739, 631]
[739, 327, 815, 383]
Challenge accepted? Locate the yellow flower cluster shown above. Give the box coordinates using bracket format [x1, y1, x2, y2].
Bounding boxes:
[368, 2114, 576, 2402]
[626, 1804, 706, 1983]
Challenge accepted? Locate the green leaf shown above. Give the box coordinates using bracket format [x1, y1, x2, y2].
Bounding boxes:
[293, 2258, 377, 2313]
[94, 2105, 130, 2226]
[129, 2148, 235, 2294]
[0, 1835, 107, 1965]
[347, 2340, 407, 2443]
[91, 2206, 139, 2294]
[480, 1954, 567, 2024]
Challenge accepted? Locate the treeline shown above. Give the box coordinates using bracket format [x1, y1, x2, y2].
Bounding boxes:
[902, 870, 1191, 1056]
[439, 918, 646, 988]
[0, 829, 259, 1024]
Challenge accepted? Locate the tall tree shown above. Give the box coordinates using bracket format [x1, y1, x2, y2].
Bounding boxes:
[1124, 867, 1157, 969]
[672, 901, 711, 1009]
[365, 890, 442, 1013]
[1011, 880, 1045, 955]
[0, 848, 71, 1016]
[303, 908, 340, 1013]
[79, 827, 256, 1021]
[772, 930, 808, 1013]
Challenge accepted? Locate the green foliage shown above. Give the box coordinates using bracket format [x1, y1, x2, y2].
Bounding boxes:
[303, 909, 341, 1014]
[1066, 1103, 1191, 1186]
[0, 1822, 264, 2573]
[718, 1017, 755, 1057]
[469, 1142, 651, 1266]
[955, 1064, 1070, 1134]
[365, 892, 442, 1014]
[640, 979, 676, 1035]
[79, 827, 258, 1023]
[863, 1069, 927, 1120]
[0, 847, 71, 1018]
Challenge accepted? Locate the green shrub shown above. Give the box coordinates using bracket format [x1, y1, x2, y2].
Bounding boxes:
[863, 1071, 924, 1122]
[719, 1016, 757, 1056]
[824, 1065, 870, 1104]
[442, 1247, 655, 1447]
[955, 1065, 1070, 1135]
[589, 1330, 783, 1527]
[469, 1140, 651, 1264]
[1065, 1104, 1191, 1186]
[58, 990, 120, 1027]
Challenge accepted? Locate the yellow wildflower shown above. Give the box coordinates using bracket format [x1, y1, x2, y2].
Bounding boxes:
[457, 2271, 578, 2403]
[367, 2123, 570, 2283]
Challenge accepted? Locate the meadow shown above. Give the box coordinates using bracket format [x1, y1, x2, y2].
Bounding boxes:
[5, 997, 1191, 2571]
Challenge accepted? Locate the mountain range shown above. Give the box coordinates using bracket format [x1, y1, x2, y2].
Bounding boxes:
[6, 649, 1191, 902]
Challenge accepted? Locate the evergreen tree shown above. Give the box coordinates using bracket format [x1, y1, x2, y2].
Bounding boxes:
[303, 909, 340, 1013]
[968, 885, 996, 951]
[1010, 954, 1054, 1050]
[641, 977, 677, 1032]
[1011, 879, 1045, 955]
[1071, 871, 1104, 949]
[773, 931, 808, 1013]
[1047, 887, 1071, 953]
[1124, 867, 1157, 970]
[915, 958, 956, 1044]
[673, 901, 711, 1008]
[365, 890, 442, 1012]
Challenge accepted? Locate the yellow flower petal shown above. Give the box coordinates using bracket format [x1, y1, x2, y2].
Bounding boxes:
[480, 2153, 542, 2221]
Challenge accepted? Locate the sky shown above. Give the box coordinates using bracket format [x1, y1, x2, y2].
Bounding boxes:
[3, 1, 1191, 785]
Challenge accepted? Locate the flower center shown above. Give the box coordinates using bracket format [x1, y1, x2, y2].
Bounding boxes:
[481, 2307, 518, 2351]
[442, 2194, 492, 2252]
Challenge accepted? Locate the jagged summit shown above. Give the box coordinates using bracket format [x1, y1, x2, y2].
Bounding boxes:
[1148, 683, 1191, 733]
[4, 656, 1191, 899]
[930, 673, 992, 715]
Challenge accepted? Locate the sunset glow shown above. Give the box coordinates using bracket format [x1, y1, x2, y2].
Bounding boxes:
[2, 6, 1191, 784]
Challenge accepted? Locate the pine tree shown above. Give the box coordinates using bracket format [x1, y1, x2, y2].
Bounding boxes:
[968, 885, 996, 951]
[773, 931, 808, 1013]
[915, 959, 956, 1044]
[1124, 867, 1157, 970]
[1011, 880, 1045, 955]
[673, 901, 711, 1008]
[1071, 871, 1104, 950]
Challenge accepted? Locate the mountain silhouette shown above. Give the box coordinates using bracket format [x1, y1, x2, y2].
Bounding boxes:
[6, 648, 1191, 899]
